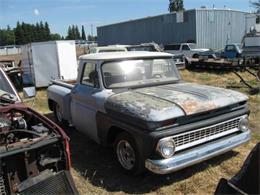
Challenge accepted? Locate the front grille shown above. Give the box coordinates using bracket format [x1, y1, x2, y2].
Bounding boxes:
[20, 171, 78, 195]
[172, 115, 245, 152]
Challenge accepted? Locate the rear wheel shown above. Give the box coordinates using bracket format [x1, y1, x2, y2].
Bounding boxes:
[114, 132, 144, 175]
[53, 102, 68, 127]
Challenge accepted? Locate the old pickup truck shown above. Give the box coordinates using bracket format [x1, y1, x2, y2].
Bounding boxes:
[0, 68, 77, 193]
[47, 51, 251, 175]
[164, 43, 210, 58]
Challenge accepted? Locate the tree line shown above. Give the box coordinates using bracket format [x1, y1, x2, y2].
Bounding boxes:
[0, 21, 96, 46]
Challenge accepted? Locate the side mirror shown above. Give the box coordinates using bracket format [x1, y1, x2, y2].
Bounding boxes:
[23, 86, 36, 98]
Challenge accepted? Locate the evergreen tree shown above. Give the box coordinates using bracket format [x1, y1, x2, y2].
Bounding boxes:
[44, 22, 51, 40]
[81, 25, 86, 40]
[66, 26, 73, 39]
[75, 25, 80, 39]
[1, 21, 61, 45]
[39, 21, 45, 41]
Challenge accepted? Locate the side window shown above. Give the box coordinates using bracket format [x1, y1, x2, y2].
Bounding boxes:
[182, 45, 190, 50]
[81, 62, 97, 87]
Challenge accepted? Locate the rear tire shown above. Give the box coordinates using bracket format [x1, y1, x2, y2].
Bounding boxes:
[114, 132, 144, 175]
[53, 102, 68, 127]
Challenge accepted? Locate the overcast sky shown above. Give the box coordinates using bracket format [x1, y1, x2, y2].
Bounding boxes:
[0, 0, 254, 36]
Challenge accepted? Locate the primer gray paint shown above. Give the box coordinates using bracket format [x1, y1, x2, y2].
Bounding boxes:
[97, 9, 256, 49]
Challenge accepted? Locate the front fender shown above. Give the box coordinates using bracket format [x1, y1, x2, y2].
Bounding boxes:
[47, 85, 72, 121]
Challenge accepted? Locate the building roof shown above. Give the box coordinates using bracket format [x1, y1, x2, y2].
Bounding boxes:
[98, 8, 249, 28]
[79, 51, 173, 61]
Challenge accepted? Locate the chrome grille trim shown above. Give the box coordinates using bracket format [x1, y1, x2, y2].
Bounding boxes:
[165, 115, 247, 152]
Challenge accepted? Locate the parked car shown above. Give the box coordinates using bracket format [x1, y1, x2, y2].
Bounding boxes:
[126, 42, 163, 52]
[126, 43, 185, 69]
[89, 46, 127, 53]
[47, 51, 251, 175]
[164, 43, 210, 58]
[0, 68, 78, 194]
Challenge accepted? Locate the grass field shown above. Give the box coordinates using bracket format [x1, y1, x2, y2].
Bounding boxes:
[23, 69, 259, 194]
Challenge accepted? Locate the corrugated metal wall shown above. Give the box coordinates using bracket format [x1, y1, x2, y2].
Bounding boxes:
[195, 9, 256, 49]
[97, 10, 197, 46]
[97, 9, 256, 49]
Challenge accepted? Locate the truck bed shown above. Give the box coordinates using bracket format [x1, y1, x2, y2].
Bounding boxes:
[50, 79, 76, 89]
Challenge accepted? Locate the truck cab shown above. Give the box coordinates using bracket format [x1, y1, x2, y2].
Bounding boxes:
[222, 44, 242, 59]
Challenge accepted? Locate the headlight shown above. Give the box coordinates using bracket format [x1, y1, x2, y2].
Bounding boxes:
[239, 117, 249, 132]
[157, 139, 176, 159]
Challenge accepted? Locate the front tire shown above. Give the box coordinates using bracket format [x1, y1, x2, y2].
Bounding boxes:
[53, 102, 68, 127]
[193, 54, 199, 58]
[114, 132, 144, 175]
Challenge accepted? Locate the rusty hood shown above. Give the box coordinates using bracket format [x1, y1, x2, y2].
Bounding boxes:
[105, 83, 248, 123]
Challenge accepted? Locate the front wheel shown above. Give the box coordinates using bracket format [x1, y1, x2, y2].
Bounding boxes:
[53, 102, 68, 127]
[193, 54, 199, 58]
[114, 132, 144, 175]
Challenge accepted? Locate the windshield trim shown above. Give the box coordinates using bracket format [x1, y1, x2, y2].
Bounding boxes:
[100, 57, 180, 90]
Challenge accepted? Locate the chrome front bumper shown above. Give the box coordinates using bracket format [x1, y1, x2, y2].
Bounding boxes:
[145, 131, 251, 174]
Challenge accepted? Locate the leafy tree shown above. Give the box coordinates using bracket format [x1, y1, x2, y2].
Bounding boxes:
[81, 25, 86, 40]
[169, 0, 185, 12]
[50, 33, 61, 40]
[251, 1, 260, 23]
[251, 0, 260, 12]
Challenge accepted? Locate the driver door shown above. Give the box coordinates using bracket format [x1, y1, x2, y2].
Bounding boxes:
[70, 62, 100, 142]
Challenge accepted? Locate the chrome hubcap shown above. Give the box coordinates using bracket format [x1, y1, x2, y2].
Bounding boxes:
[116, 140, 135, 170]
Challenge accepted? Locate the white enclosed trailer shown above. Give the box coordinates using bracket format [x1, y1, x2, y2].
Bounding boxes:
[21, 41, 77, 87]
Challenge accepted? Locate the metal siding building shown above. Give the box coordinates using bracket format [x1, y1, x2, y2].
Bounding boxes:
[97, 9, 256, 49]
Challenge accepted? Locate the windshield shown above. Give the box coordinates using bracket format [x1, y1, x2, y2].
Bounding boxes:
[0, 70, 16, 94]
[102, 58, 180, 88]
[127, 46, 156, 51]
[99, 49, 126, 53]
[189, 44, 197, 49]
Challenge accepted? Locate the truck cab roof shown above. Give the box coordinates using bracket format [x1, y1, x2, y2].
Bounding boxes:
[79, 51, 173, 61]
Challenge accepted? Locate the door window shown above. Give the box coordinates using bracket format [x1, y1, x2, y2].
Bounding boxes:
[81, 62, 97, 87]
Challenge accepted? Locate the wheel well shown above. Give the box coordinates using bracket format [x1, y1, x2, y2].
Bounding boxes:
[48, 99, 55, 111]
[106, 127, 125, 145]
